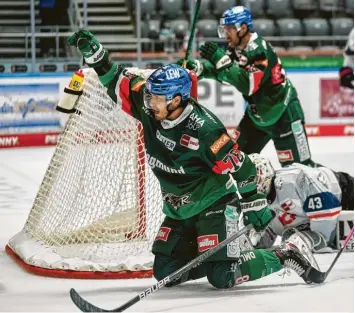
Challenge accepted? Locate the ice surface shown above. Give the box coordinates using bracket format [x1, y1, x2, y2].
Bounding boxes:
[0, 137, 353, 312]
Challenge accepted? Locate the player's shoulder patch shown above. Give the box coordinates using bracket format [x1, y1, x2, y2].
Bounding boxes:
[210, 133, 231, 154]
[186, 111, 206, 131]
[131, 79, 146, 92]
[245, 41, 258, 52]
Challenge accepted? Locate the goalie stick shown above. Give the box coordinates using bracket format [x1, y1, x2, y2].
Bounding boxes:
[69, 224, 253, 312]
[306, 226, 354, 284]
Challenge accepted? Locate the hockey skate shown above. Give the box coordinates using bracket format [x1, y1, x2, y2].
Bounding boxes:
[273, 229, 321, 284]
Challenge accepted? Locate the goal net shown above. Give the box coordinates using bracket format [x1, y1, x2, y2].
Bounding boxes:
[6, 69, 164, 279]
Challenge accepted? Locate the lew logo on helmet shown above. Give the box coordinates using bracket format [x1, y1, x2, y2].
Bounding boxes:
[166, 69, 180, 80]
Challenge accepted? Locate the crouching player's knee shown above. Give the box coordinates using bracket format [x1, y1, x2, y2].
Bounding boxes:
[153, 253, 187, 287]
[206, 261, 240, 289]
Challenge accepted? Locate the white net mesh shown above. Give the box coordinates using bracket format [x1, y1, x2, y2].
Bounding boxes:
[8, 69, 164, 277]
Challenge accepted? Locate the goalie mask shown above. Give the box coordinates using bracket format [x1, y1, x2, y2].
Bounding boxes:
[144, 64, 192, 109]
[249, 153, 275, 195]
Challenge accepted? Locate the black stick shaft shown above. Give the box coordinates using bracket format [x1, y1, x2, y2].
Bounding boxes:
[70, 224, 253, 312]
[183, 0, 202, 67]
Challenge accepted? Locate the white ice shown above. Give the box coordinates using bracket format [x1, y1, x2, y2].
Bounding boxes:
[0, 137, 354, 312]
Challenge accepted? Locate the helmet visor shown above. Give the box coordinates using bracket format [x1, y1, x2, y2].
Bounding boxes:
[218, 25, 227, 38]
[143, 88, 153, 109]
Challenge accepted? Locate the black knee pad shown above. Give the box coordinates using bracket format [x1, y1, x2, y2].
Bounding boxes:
[153, 254, 188, 287]
[206, 261, 238, 289]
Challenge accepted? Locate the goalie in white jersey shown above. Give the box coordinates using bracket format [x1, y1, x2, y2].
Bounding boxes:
[245, 154, 353, 253]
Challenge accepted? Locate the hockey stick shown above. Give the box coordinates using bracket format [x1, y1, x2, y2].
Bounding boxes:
[306, 226, 354, 284]
[182, 0, 202, 68]
[69, 224, 253, 312]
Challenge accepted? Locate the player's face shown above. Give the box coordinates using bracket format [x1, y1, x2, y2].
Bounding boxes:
[223, 25, 239, 47]
[150, 94, 169, 120]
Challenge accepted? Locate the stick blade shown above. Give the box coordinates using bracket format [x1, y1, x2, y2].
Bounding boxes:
[304, 267, 327, 284]
[70, 288, 111, 312]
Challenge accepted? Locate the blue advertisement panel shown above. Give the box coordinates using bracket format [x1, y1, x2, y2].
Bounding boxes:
[0, 83, 61, 132]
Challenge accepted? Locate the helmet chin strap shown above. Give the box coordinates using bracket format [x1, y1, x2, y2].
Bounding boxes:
[165, 97, 188, 120]
[235, 26, 248, 48]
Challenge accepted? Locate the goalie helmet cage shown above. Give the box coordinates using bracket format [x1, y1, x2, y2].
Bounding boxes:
[5, 69, 164, 279]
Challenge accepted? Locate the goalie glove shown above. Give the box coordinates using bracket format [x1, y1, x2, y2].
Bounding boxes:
[67, 30, 109, 68]
[199, 42, 232, 71]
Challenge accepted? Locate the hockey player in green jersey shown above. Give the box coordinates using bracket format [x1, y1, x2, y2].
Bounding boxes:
[67, 30, 321, 288]
[179, 6, 319, 168]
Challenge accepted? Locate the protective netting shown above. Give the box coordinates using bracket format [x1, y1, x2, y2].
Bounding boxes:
[7, 69, 164, 277]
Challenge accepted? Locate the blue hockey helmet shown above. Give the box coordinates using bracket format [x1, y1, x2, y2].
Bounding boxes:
[218, 6, 253, 38]
[144, 64, 192, 108]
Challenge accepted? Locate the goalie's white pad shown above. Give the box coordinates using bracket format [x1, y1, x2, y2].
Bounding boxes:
[283, 228, 321, 271]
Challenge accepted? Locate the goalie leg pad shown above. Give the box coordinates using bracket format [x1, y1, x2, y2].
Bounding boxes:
[283, 227, 331, 253]
[282, 228, 321, 269]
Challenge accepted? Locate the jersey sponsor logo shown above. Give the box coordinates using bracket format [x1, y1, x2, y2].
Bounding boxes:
[291, 120, 303, 135]
[155, 227, 171, 241]
[146, 152, 185, 174]
[187, 113, 205, 130]
[180, 134, 199, 150]
[291, 121, 311, 162]
[239, 175, 256, 188]
[225, 205, 241, 257]
[237, 251, 256, 264]
[162, 190, 193, 209]
[205, 209, 224, 216]
[197, 234, 219, 252]
[277, 149, 294, 162]
[210, 134, 230, 154]
[156, 130, 176, 151]
[278, 199, 297, 225]
[240, 199, 267, 212]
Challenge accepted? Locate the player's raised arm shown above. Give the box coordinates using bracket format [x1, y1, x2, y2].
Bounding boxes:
[67, 30, 154, 119]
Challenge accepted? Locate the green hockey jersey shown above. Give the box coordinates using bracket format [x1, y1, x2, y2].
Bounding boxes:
[101, 67, 259, 220]
[200, 33, 299, 127]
